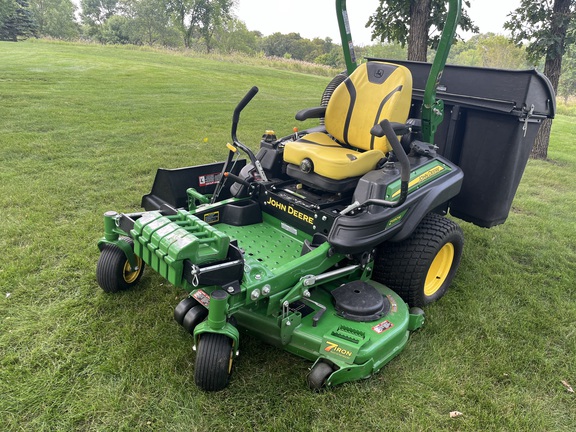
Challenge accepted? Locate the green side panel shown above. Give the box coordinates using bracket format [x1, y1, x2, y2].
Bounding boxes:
[131, 210, 230, 286]
[386, 160, 452, 200]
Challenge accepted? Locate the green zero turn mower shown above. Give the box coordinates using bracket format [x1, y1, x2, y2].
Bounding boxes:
[96, 0, 555, 391]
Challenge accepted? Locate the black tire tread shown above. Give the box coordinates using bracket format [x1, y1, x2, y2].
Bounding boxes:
[182, 305, 208, 334]
[307, 362, 333, 391]
[174, 297, 200, 325]
[96, 238, 144, 293]
[373, 213, 464, 307]
[195, 333, 233, 392]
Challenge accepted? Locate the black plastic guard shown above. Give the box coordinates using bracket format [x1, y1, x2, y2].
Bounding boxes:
[182, 243, 244, 289]
[141, 160, 246, 211]
[327, 166, 463, 255]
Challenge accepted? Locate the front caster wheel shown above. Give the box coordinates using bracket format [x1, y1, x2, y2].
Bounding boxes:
[307, 362, 334, 391]
[96, 238, 144, 293]
[194, 333, 234, 392]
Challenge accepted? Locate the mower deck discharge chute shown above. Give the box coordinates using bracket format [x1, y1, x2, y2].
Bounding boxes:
[96, 0, 555, 391]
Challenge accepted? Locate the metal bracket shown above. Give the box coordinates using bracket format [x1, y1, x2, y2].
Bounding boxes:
[522, 104, 535, 137]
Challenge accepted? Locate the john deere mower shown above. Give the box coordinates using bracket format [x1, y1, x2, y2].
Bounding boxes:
[96, 0, 555, 391]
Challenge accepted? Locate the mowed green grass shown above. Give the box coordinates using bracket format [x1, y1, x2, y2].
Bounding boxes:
[1, 40, 575, 431]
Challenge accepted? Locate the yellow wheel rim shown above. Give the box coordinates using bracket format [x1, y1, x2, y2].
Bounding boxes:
[228, 349, 234, 374]
[424, 243, 454, 296]
[123, 256, 142, 284]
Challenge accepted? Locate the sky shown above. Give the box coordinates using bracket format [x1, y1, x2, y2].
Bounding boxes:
[235, 0, 523, 46]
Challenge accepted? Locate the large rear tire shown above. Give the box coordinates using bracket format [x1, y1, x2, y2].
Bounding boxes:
[373, 213, 464, 307]
[96, 238, 144, 293]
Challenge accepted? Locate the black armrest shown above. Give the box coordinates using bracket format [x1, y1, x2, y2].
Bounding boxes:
[406, 118, 422, 131]
[371, 121, 411, 137]
[295, 106, 327, 121]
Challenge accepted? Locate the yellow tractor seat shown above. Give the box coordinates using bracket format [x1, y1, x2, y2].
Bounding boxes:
[284, 61, 413, 192]
[283, 132, 384, 180]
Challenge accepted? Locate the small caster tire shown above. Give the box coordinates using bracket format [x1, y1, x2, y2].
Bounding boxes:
[409, 307, 424, 316]
[96, 237, 144, 293]
[194, 333, 235, 392]
[307, 362, 333, 391]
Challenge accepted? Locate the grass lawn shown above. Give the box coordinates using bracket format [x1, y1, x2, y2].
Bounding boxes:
[1, 40, 574, 431]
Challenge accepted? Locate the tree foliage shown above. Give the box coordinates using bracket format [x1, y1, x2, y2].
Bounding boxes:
[367, 0, 478, 61]
[167, 0, 233, 50]
[0, 0, 37, 41]
[505, 0, 576, 159]
[124, 0, 177, 46]
[215, 18, 261, 54]
[558, 41, 576, 101]
[80, 0, 119, 27]
[29, 0, 79, 39]
[505, 0, 575, 65]
[448, 33, 530, 69]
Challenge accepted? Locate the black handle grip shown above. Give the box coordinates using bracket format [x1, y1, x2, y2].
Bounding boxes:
[233, 86, 259, 124]
[232, 86, 258, 143]
[224, 171, 251, 188]
[370, 123, 385, 137]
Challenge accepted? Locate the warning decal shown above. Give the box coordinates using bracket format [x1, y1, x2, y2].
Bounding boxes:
[372, 320, 394, 334]
[192, 290, 211, 307]
[198, 172, 222, 187]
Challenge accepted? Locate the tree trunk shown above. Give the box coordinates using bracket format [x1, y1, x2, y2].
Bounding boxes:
[531, 0, 572, 160]
[407, 0, 431, 61]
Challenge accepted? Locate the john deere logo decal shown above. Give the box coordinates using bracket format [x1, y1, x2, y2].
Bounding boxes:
[266, 197, 314, 225]
[324, 341, 353, 358]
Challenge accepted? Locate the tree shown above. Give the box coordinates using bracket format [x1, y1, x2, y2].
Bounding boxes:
[167, 0, 233, 50]
[367, 0, 477, 61]
[124, 0, 175, 46]
[505, 0, 576, 159]
[448, 33, 530, 70]
[0, 0, 37, 41]
[80, 0, 120, 27]
[98, 14, 131, 43]
[558, 41, 576, 102]
[196, 0, 233, 52]
[216, 18, 261, 54]
[29, 0, 79, 39]
[0, 0, 18, 37]
[360, 41, 407, 62]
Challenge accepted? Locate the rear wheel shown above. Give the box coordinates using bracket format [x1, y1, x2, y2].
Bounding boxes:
[373, 213, 464, 307]
[96, 238, 144, 293]
[194, 333, 235, 392]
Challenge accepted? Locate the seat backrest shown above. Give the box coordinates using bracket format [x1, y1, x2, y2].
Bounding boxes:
[325, 61, 413, 153]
